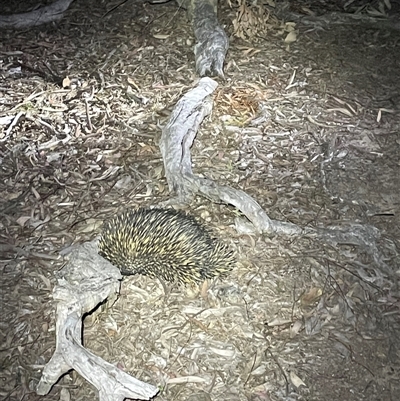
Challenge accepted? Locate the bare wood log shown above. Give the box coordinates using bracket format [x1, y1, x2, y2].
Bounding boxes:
[0, 0, 74, 30]
[36, 241, 159, 401]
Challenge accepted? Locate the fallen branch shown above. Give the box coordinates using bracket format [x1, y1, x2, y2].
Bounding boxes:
[36, 241, 159, 401]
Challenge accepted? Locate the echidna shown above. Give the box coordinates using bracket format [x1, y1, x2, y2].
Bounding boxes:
[98, 208, 235, 284]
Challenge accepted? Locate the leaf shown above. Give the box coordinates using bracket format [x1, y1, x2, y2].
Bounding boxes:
[290, 320, 302, 338]
[16, 216, 31, 227]
[290, 371, 306, 388]
[284, 31, 297, 43]
[300, 287, 322, 306]
[62, 76, 71, 88]
[384, 0, 392, 10]
[153, 34, 170, 40]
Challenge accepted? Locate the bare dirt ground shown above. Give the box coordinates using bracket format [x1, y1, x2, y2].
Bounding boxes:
[1, 1, 400, 401]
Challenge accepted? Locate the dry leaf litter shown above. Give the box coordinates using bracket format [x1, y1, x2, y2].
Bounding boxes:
[1, 0, 400, 401]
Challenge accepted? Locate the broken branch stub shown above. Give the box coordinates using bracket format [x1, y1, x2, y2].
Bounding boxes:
[36, 241, 159, 401]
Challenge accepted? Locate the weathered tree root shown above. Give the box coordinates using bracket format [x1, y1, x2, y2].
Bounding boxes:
[159, 77, 394, 282]
[36, 241, 159, 401]
[160, 77, 304, 235]
[177, 0, 229, 77]
[191, 0, 229, 77]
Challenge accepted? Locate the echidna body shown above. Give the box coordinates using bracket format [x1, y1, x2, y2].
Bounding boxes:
[98, 208, 235, 284]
